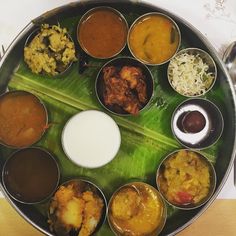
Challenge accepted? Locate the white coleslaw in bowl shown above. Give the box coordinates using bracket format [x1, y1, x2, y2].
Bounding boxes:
[168, 48, 216, 97]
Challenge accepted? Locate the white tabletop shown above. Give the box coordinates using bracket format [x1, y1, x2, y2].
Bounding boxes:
[0, 0, 236, 199]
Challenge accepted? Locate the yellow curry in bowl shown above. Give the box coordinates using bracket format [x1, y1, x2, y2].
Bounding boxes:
[128, 12, 180, 65]
[108, 182, 166, 236]
[157, 149, 216, 209]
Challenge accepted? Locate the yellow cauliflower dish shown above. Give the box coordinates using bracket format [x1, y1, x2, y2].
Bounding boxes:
[48, 180, 104, 236]
[24, 24, 76, 76]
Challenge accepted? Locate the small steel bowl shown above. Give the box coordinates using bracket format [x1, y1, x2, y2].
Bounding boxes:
[167, 48, 217, 97]
[0, 90, 48, 149]
[2, 147, 60, 204]
[95, 57, 154, 116]
[156, 149, 217, 210]
[24, 25, 76, 77]
[77, 6, 128, 59]
[107, 181, 167, 236]
[48, 178, 107, 235]
[171, 98, 224, 149]
[127, 12, 181, 66]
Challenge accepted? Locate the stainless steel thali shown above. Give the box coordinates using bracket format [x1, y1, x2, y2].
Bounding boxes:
[0, 1, 236, 235]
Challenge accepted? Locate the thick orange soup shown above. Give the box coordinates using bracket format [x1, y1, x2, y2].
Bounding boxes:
[0, 91, 47, 148]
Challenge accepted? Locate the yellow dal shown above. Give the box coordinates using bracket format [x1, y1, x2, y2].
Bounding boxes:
[129, 15, 180, 64]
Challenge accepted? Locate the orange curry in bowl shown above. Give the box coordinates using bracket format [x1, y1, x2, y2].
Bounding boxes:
[108, 182, 166, 236]
[0, 90, 47, 148]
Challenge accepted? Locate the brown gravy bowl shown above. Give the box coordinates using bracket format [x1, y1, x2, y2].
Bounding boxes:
[2, 147, 60, 204]
[77, 7, 128, 59]
[0, 90, 48, 148]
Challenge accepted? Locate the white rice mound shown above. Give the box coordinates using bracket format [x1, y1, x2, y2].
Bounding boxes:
[168, 52, 215, 96]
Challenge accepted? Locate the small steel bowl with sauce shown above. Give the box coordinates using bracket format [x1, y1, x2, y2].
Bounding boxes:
[167, 48, 217, 97]
[171, 98, 224, 149]
[107, 181, 167, 236]
[77, 6, 128, 59]
[0, 90, 48, 149]
[2, 147, 60, 204]
[95, 57, 154, 116]
[127, 12, 181, 66]
[48, 178, 107, 236]
[156, 149, 217, 210]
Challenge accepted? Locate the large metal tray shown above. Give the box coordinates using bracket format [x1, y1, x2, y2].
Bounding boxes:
[0, 1, 236, 235]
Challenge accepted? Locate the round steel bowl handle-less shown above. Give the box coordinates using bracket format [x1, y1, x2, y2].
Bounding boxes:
[223, 41, 236, 187]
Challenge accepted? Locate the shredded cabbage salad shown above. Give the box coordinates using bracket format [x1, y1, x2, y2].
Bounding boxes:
[168, 52, 215, 96]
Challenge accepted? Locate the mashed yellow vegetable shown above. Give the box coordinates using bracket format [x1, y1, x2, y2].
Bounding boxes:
[158, 150, 211, 206]
[24, 24, 76, 76]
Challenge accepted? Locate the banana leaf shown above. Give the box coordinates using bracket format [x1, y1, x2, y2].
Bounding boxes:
[0, 1, 231, 236]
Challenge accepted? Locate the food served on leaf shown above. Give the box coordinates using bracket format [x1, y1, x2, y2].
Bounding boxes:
[24, 24, 76, 76]
[0, 90, 47, 148]
[157, 150, 213, 207]
[128, 13, 180, 65]
[108, 182, 166, 236]
[78, 7, 128, 58]
[2, 148, 59, 204]
[48, 180, 105, 236]
[102, 65, 148, 115]
[168, 51, 215, 96]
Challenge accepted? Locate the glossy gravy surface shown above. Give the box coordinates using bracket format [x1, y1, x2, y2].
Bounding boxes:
[78, 9, 127, 58]
[3, 148, 59, 203]
[0, 91, 47, 148]
[129, 14, 180, 64]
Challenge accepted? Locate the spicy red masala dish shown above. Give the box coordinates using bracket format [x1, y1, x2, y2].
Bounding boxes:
[101, 65, 148, 115]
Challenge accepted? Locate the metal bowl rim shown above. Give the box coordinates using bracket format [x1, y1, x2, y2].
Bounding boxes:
[156, 148, 217, 210]
[77, 6, 129, 59]
[24, 26, 75, 77]
[170, 97, 224, 150]
[95, 56, 155, 116]
[107, 181, 167, 235]
[127, 11, 181, 66]
[48, 177, 108, 233]
[0, 90, 48, 149]
[2, 146, 60, 205]
[167, 47, 218, 97]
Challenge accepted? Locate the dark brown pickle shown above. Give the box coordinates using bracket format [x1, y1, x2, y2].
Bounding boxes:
[182, 110, 206, 133]
[108, 183, 166, 236]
